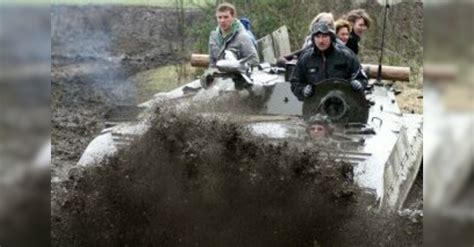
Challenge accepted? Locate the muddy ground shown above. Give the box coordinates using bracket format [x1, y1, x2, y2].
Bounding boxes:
[51, 5, 422, 246]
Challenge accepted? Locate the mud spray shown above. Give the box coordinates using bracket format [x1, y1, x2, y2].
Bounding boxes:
[52, 103, 365, 246]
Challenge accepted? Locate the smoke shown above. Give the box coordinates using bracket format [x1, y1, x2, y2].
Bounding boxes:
[51, 5, 138, 107]
[51, 5, 203, 107]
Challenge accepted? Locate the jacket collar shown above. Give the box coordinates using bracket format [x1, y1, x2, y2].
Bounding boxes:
[350, 31, 360, 42]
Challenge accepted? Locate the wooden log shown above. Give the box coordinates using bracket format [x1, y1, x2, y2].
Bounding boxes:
[190, 53, 411, 82]
[190, 54, 210, 67]
[362, 64, 410, 82]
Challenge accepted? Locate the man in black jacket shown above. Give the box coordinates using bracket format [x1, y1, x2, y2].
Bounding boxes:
[290, 22, 368, 101]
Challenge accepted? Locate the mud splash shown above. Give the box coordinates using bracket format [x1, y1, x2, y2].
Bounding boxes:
[51, 105, 359, 246]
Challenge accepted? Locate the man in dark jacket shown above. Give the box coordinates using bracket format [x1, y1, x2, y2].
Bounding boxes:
[290, 22, 368, 101]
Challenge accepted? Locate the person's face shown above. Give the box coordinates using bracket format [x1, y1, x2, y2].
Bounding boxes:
[216, 10, 234, 33]
[353, 18, 367, 37]
[314, 33, 331, 51]
[309, 124, 328, 139]
[337, 27, 350, 45]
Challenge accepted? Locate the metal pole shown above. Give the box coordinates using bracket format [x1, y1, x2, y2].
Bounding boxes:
[377, 1, 390, 83]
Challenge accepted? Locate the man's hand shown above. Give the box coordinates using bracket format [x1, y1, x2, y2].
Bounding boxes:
[303, 84, 314, 98]
[351, 80, 363, 91]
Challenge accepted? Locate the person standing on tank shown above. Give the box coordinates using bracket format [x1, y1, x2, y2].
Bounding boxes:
[343, 9, 372, 55]
[208, 3, 259, 68]
[276, 12, 336, 66]
[334, 19, 352, 46]
[290, 22, 368, 101]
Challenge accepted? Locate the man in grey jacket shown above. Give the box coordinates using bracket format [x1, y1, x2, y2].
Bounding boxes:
[208, 3, 259, 67]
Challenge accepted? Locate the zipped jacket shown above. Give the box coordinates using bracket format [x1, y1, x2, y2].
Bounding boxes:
[208, 19, 259, 67]
[290, 35, 367, 101]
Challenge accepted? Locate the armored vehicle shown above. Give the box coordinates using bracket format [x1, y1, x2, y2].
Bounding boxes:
[77, 26, 422, 213]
